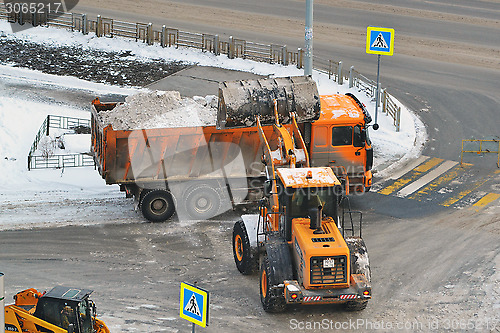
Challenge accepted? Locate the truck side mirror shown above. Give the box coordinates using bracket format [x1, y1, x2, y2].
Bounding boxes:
[67, 324, 75, 333]
[263, 180, 272, 197]
[361, 129, 367, 143]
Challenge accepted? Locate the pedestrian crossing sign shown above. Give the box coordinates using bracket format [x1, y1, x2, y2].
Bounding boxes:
[366, 27, 395, 56]
[180, 282, 209, 327]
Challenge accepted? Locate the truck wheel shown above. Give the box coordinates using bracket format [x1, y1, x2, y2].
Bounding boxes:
[260, 256, 286, 313]
[232, 220, 256, 275]
[184, 185, 220, 220]
[140, 190, 175, 222]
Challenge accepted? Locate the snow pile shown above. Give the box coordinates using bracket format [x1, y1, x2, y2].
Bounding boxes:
[98, 91, 218, 130]
[34, 131, 91, 157]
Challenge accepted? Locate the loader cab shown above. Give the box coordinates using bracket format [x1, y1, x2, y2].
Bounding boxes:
[33, 286, 95, 333]
[274, 167, 342, 242]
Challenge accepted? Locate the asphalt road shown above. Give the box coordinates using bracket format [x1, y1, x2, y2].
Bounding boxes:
[72, 0, 500, 159]
[1, 1, 500, 332]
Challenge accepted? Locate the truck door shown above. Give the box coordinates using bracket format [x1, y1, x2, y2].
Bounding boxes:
[309, 125, 330, 166]
[330, 125, 356, 169]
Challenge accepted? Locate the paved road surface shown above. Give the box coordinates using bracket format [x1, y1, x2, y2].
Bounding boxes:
[1, 1, 499, 332]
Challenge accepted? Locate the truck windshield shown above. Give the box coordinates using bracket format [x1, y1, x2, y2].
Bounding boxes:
[331, 126, 353, 146]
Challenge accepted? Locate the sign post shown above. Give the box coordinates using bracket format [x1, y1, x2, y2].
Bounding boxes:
[304, 0, 313, 76]
[0, 273, 4, 332]
[180, 282, 209, 332]
[366, 26, 395, 129]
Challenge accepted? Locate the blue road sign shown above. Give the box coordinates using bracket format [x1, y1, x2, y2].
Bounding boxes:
[180, 282, 209, 328]
[366, 27, 395, 56]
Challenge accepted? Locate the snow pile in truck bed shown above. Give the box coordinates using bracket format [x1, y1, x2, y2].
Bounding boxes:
[98, 90, 218, 130]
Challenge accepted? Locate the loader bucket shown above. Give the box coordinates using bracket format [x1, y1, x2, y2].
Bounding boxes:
[217, 76, 321, 128]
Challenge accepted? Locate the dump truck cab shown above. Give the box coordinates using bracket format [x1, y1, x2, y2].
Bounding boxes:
[5, 286, 109, 333]
[308, 93, 373, 193]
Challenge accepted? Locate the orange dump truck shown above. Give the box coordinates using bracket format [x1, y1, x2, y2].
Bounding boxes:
[91, 77, 373, 222]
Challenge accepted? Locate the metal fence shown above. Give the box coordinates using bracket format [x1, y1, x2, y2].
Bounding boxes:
[461, 139, 500, 168]
[47, 114, 90, 131]
[1, 6, 402, 131]
[349, 67, 377, 98]
[0, 3, 7, 20]
[28, 153, 95, 170]
[382, 89, 401, 131]
[27, 115, 92, 170]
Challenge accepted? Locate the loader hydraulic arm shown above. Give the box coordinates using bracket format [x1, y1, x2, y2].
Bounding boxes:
[5, 305, 68, 333]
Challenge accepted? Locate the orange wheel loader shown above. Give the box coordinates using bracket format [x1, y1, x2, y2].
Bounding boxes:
[231, 102, 371, 312]
[4, 286, 109, 333]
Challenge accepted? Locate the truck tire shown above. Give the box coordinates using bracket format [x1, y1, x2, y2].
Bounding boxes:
[260, 255, 286, 313]
[184, 185, 221, 220]
[345, 237, 371, 311]
[233, 220, 257, 275]
[140, 190, 175, 222]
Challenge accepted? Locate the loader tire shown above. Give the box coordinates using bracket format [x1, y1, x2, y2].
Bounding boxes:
[232, 220, 257, 275]
[140, 190, 175, 222]
[344, 300, 368, 311]
[260, 255, 286, 313]
[185, 185, 221, 220]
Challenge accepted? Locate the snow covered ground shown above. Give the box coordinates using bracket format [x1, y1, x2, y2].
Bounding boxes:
[0, 21, 426, 230]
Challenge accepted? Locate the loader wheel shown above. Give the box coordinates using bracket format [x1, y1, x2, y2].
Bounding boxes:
[185, 185, 221, 220]
[344, 300, 368, 311]
[260, 256, 286, 313]
[140, 190, 175, 222]
[232, 220, 256, 275]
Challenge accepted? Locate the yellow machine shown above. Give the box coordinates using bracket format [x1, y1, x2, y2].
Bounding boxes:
[232, 103, 371, 312]
[4, 286, 109, 333]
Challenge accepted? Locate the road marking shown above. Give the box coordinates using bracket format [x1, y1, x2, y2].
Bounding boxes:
[388, 155, 430, 180]
[409, 164, 468, 200]
[378, 157, 443, 195]
[472, 193, 500, 208]
[442, 178, 490, 207]
[397, 160, 458, 197]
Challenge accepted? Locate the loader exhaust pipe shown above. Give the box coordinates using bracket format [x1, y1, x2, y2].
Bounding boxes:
[309, 206, 324, 234]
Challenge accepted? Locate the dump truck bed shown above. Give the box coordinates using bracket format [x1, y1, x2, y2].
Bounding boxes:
[91, 101, 279, 186]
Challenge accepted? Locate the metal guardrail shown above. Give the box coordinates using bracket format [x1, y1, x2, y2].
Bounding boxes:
[382, 89, 401, 131]
[461, 139, 500, 168]
[27, 115, 92, 170]
[29, 153, 95, 170]
[349, 67, 377, 98]
[1, 6, 402, 131]
[48, 115, 90, 130]
[28, 116, 49, 161]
